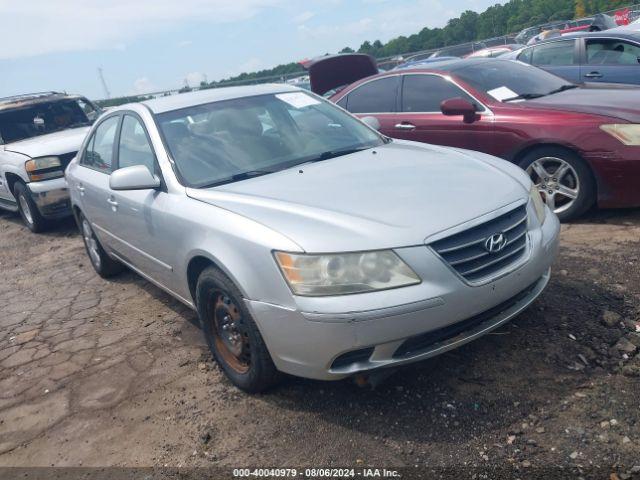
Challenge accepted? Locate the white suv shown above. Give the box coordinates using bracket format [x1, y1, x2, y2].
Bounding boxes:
[0, 92, 100, 232]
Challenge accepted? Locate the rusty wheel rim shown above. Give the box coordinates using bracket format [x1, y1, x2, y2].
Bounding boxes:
[210, 292, 250, 374]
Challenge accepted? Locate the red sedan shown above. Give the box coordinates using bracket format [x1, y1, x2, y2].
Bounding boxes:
[308, 55, 640, 221]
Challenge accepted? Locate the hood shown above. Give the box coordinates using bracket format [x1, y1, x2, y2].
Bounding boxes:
[526, 87, 640, 123]
[3, 126, 90, 158]
[303, 54, 378, 96]
[186, 141, 529, 252]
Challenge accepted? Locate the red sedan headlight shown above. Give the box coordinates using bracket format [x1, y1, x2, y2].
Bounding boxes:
[600, 124, 640, 146]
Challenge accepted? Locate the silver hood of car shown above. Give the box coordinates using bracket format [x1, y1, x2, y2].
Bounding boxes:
[187, 140, 529, 252]
[2, 126, 90, 158]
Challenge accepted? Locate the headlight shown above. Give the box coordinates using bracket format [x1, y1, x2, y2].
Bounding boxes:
[600, 124, 640, 145]
[530, 185, 546, 224]
[25, 156, 63, 181]
[274, 250, 420, 296]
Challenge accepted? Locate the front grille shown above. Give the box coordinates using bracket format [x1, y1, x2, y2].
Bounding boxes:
[430, 204, 528, 283]
[393, 279, 539, 358]
[59, 152, 77, 169]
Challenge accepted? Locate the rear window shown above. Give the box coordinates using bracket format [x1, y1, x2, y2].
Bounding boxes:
[0, 99, 93, 144]
[344, 77, 400, 113]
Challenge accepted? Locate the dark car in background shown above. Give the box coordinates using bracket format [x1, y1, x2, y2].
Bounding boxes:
[504, 32, 640, 85]
[306, 55, 640, 221]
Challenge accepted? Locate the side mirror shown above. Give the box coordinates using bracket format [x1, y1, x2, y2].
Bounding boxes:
[361, 115, 381, 131]
[440, 97, 479, 124]
[109, 165, 160, 191]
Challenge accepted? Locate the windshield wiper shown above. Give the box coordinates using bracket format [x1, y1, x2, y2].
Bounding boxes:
[307, 147, 370, 163]
[502, 93, 547, 102]
[546, 84, 578, 95]
[200, 169, 276, 188]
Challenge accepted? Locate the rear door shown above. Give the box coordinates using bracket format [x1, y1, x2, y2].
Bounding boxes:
[72, 114, 121, 251]
[580, 37, 640, 84]
[519, 39, 581, 83]
[337, 75, 401, 137]
[390, 74, 494, 152]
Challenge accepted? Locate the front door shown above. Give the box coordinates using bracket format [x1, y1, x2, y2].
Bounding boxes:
[102, 113, 175, 287]
[389, 74, 494, 152]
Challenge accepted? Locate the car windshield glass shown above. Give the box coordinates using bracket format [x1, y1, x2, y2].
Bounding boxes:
[0, 99, 91, 144]
[156, 92, 384, 188]
[452, 60, 573, 101]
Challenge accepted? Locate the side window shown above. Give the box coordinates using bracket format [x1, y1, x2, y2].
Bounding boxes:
[81, 116, 119, 173]
[586, 39, 640, 65]
[76, 98, 100, 122]
[118, 115, 156, 172]
[336, 96, 348, 109]
[401, 75, 478, 113]
[517, 47, 533, 64]
[531, 40, 576, 66]
[344, 76, 400, 114]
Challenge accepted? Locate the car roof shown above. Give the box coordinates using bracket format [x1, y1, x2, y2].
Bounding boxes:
[550, 31, 640, 41]
[0, 92, 84, 112]
[142, 83, 300, 114]
[392, 57, 502, 74]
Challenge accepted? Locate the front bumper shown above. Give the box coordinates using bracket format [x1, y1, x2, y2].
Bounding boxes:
[246, 209, 560, 380]
[27, 177, 72, 219]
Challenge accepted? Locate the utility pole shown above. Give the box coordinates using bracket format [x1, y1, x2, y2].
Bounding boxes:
[98, 67, 111, 99]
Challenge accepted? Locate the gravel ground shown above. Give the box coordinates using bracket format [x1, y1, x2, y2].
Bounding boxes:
[0, 207, 639, 478]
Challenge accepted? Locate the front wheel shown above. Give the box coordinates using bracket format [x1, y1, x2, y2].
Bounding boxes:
[196, 267, 281, 393]
[14, 181, 48, 233]
[519, 147, 596, 222]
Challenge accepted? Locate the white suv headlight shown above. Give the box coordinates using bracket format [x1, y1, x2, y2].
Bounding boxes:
[274, 250, 420, 296]
[25, 156, 63, 181]
[530, 185, 546, 224]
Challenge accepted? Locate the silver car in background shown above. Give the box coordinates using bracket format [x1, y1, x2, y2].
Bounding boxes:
[66, 85, 560, 392]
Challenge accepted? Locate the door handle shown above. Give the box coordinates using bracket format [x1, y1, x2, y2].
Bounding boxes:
[77, 184, 85, 195]
[584, 72, 603, 79]
[107, 197, 119, 210]
[395, 123, 416, 131]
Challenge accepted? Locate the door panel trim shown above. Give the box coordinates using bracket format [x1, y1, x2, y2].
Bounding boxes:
[109, 251, 194, 309]
[92, 223, 173, 272]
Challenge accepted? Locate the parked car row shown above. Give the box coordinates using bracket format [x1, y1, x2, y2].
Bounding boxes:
[1, 50, 637, 393]
[514, 13, 619, 45]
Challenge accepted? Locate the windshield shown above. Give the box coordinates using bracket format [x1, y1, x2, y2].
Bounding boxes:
[156, 92, 384, 188]
[0, 99, 94, 144]
[452, 60, 573, 101]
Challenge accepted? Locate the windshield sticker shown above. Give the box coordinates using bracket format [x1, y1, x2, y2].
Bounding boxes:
[487, 86, 519, 102]
[276, 92, 320, 109]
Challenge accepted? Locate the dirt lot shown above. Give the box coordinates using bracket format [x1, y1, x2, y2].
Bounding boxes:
[0, 207, 639, 477]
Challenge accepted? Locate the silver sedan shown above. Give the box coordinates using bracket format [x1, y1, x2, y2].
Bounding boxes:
[66, 84, 560, 392]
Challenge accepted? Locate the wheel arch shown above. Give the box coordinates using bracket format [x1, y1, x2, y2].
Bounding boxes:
[4, 172, 24, 197]
[512, 142, 599, 196]
[186, 253, 249, 305]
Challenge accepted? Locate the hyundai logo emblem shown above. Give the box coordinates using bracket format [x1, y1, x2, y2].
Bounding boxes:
[485, 233, 508, 253]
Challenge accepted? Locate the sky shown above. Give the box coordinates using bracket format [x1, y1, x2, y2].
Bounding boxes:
[0, 0, 505, 100]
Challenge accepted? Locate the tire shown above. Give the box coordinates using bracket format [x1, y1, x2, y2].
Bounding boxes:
[14, 181, 48, 233]
[196, 266, 281, 393]
[518, 146, 596, 222]
[77, 211, 123, 278]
